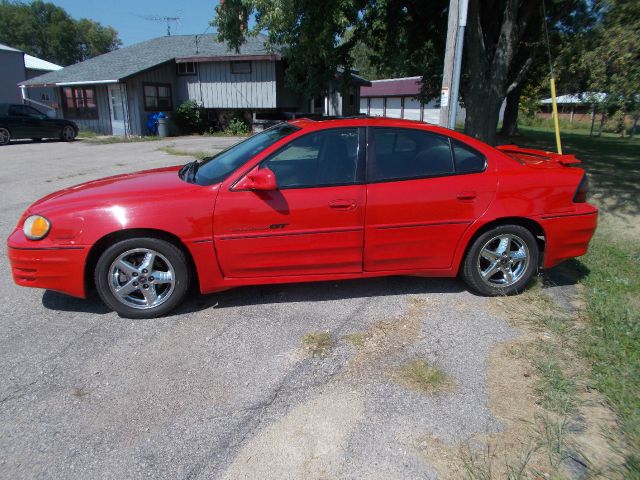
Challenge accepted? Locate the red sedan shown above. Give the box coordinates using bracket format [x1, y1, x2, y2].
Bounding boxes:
[8, 118, 597, 318]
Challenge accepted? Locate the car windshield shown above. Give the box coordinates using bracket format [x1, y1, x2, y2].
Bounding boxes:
[184, 122, 300, 186]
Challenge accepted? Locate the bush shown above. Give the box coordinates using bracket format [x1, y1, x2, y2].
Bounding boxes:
[224, 116, 250, 136]
[173, 100, 206, 134]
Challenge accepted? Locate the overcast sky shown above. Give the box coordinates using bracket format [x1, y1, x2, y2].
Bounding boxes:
[47, 0, 221, 46]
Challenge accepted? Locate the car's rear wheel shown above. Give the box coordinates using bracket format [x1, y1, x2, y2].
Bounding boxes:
[0, 128, 10, 146]
[462, 224, 539, 296]
[60, 125, 76, 142]
[94, 237, 190, 318]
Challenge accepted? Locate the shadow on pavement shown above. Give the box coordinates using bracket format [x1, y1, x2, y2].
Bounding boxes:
[542, 258, 590, 287]
[42, 262, 590, 317]
[43, 276, 467, 317]
[42, 290, 110, 315]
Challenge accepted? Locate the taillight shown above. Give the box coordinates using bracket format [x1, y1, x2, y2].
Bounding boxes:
[574, 174, 589, 203]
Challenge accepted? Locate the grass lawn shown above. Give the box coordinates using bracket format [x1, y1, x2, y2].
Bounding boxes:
[505, 126, 640, 476]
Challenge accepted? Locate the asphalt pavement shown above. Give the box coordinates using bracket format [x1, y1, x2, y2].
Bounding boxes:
[0, 136, 518, 479]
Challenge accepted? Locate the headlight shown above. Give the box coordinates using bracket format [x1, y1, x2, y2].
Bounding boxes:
[23, 215, 51, 240]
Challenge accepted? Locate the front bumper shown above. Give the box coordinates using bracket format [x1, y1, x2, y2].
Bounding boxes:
[540, 206, 598, 268]
[7, 230, 88, 298]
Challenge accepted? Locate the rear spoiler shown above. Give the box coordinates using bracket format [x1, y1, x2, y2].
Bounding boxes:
[496, 145, 581, 166]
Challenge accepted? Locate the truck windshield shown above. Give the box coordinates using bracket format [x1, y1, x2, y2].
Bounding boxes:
[184, 122, 300, 186]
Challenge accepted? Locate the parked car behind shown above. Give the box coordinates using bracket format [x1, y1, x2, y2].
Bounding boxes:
[0, 103, 78, 145]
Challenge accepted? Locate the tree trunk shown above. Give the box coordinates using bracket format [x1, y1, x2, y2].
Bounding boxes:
[460, 0, 538, 145]
[630, 113, 639, 139]
[500, 84, 522, 137]
[598, 111, 606, 136]
[590, 105, 596, 136]
[464, 87, 503, 146]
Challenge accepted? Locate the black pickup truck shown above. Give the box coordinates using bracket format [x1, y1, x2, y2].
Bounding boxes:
[0, 103, 78, 145]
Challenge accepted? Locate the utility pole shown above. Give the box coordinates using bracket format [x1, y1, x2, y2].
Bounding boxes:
[439, 0, 469, 129]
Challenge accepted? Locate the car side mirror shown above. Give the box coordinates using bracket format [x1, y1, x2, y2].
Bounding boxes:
[234, 166, 277, 191]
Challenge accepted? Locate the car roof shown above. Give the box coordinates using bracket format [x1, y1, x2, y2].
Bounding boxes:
[287, 116, 482, 147]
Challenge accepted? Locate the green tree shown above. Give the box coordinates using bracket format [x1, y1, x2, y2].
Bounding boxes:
[582, 0, 640, 136]
[500, 0, 598, 137]
[0, 0, 121, 66]
[213, 0, 594, 144]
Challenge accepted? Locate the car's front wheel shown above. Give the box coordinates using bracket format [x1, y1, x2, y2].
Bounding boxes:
[60, 125, 76, 142]
[0, 127, 11, 146]
[94, 237, 191, 318]
[462, 224, 539, 296]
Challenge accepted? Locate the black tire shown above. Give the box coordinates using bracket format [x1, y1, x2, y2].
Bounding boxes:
[462, 224, 539, 296]
[0, 127, 10, 146]
[94, 237, 190, 318]
[60, 125, 76, 142]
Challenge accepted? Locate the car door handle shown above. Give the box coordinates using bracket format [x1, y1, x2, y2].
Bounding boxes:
[328, 199, 357, 210]
[456, 191, 477, 201]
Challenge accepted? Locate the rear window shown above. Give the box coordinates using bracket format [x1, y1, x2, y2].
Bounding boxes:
[452, 140, 486, 173]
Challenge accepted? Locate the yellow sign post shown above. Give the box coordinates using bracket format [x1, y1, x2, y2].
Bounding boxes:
[550, 77, 563, 154]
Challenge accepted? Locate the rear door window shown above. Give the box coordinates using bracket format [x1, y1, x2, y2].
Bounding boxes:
[370, 128, 454, 181]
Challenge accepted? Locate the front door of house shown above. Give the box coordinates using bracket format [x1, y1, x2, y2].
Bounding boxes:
[108, 84, 126, 136]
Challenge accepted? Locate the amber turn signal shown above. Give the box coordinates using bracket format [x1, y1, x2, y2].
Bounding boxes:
[23, 215, 51, 240]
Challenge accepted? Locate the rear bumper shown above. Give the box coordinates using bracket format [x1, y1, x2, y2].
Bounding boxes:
[540, 206, 598, 268]
[7, 232, 88, 298]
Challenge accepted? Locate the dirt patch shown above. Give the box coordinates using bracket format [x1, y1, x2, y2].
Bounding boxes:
[223, 296, 442, 478]
[410, 282, 628, 479]
[223, 389, 364, 480]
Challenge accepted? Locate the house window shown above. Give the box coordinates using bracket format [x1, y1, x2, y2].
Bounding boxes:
[177, 62, 196, 75]
[62, 86, 98, 119]
[143, 83, 172, 110]
[231, 61, 251, 74]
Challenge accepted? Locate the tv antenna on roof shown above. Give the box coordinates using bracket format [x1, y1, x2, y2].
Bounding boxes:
[133, 13, 182, 36]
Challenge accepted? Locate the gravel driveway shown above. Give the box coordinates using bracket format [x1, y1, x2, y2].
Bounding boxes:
[0, 137, 518, 479]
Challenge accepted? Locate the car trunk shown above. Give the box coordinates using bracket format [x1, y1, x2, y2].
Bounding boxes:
[496, 145, 581, 169]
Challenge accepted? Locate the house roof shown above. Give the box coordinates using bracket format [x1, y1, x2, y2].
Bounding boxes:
[21, 33, 277, 87]
[24, 54, 62, 71]
[0, 42, 22, 53]
[360, 76, 422, 97]
[540, 92, 607, 104]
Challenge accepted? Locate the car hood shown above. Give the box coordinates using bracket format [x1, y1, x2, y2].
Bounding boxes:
[27, 166, 206, 216]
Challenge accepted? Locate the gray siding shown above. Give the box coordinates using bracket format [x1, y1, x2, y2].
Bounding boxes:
[178, 60, 276, 109]
[125, 62, 177, 136]
[0, 50, 26, 103]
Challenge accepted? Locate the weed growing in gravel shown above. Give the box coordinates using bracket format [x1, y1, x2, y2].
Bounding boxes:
[158, 146, 213, 160]
[342, 332, 368, 348]
[84, 135, 162, 144]
[72, 387, 89, 398]
[302, 331, 333, 357]
[399, 359, 452, 393]
[461, 441, 535, 480]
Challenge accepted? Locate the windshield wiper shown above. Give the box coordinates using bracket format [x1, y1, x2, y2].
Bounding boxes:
[178, 160, 199, 183]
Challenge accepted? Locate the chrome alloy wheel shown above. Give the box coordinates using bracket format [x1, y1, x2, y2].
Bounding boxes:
[108, 248, 175, 309]
[62, 125, 75, 141]
[476, 234, 529, 287]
